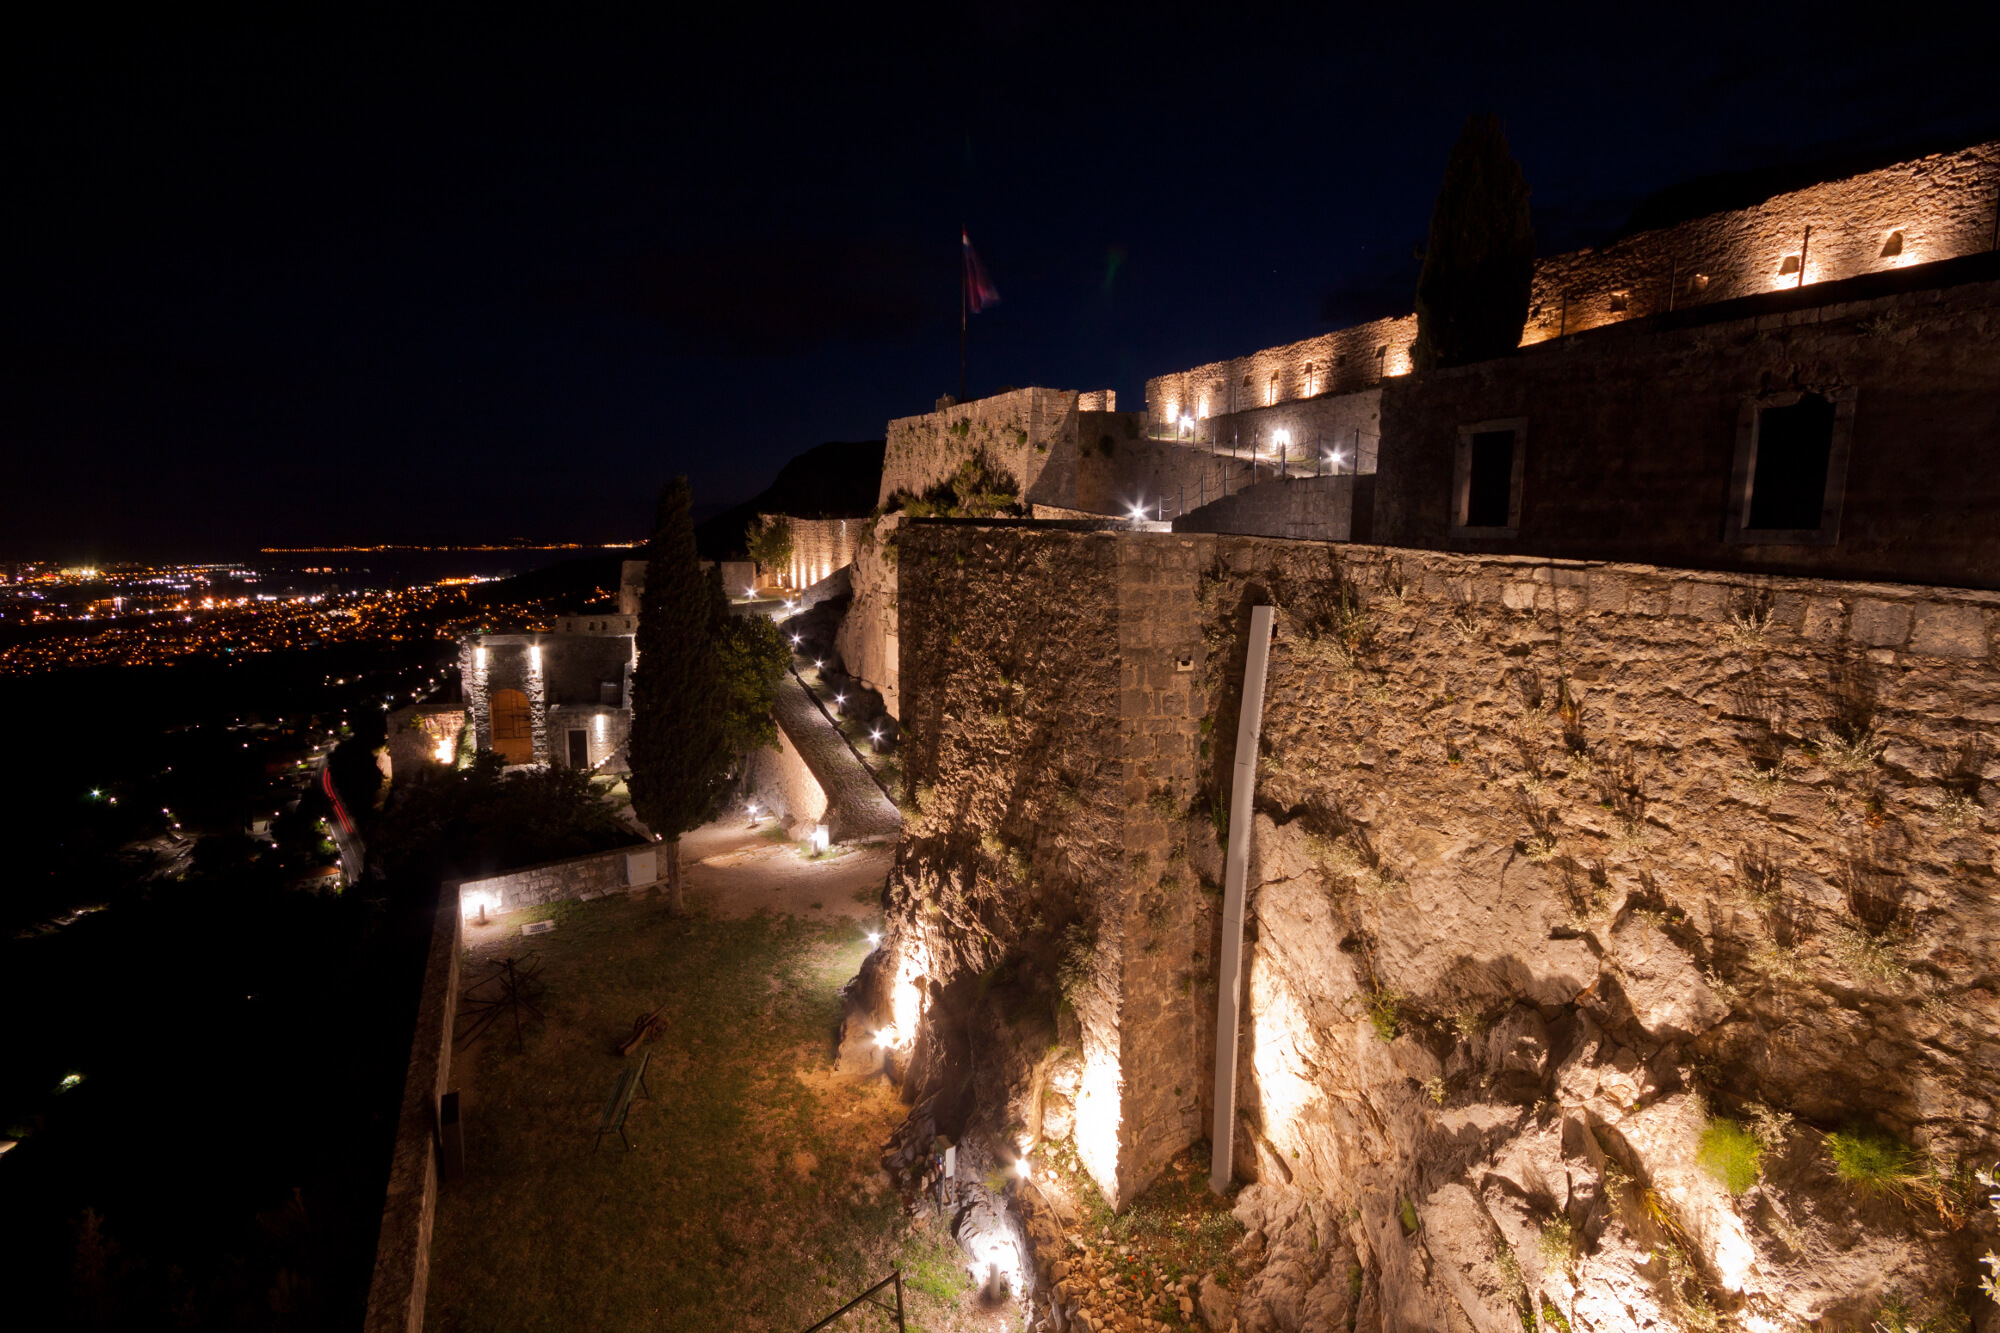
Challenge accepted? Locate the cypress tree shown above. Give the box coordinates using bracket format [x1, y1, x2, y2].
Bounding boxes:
[1411, 114, 1535, 373]
[628, 476, 731, 913]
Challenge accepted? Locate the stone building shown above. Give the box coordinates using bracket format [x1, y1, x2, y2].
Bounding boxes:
[458, 621, 635, 771]
[1373, 254, 2000, 587]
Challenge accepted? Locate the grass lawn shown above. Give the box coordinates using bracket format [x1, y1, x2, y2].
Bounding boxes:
[424, 885, 995, 1332]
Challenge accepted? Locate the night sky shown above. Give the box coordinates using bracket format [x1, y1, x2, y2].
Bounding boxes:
[7, 8, 1997, 559]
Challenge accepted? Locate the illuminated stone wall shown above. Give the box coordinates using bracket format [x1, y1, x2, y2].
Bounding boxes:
[835, 513, 901, 716]
[744, 721, 829, 836]
[545, 705, 630, 772]
[762, 515, 860, 591]
[385, 704, 467, 777]
[617, 560, 647, 616]
[883, 520, 1998, 1324]
[1075, 426, 1261, 518]
[1171, 473, 1369, 542]
[1146, 141, 2000, 431]
[1145, 315, 1417, 431]
[882, 521, 1213, 1208]
[879, 387, 1083, 508]
[453, 844, 654, 914]
[1521, 141, 2000, 344]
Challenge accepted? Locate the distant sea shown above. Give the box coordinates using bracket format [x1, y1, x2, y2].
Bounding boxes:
[243, 545, 636, 595]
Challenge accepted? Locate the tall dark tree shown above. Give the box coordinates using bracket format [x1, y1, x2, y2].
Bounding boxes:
[628, 477, 730, 913]
[1411, 114, 1535, 372]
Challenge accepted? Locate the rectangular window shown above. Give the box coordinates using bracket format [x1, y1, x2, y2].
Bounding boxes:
[1452, 418, 1527, 538]
[1725, 389, 1856, 546]
[1466, 431, 1516, 527]
[1746, 395, 1835, 530]
[567, 729, 588, 768]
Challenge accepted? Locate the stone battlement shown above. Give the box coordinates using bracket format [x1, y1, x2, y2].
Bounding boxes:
[1146, 140, 2000, 430]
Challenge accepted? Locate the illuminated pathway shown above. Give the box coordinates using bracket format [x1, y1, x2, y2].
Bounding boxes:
[772, 672, 902, 843]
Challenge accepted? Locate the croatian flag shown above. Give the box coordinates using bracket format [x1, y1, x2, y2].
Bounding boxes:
[963, 229, 1000, 312]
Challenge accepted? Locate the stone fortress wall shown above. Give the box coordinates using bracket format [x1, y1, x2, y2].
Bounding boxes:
[1147, 315, 1418, 437]
[760, 515, 860, 591]
[874, 520, 2000, 1328]
[1145, 142, 2000, 435]
[879, 387, 1088, 508]
[453, 845, 658, 916]
[835, 514, 902, 716]
[1522, 141, 2000, 345]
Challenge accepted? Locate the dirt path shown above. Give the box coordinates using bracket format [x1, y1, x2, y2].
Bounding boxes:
[674, 818, 893, 922]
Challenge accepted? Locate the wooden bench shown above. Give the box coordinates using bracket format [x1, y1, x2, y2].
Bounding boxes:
[593, 1051, 653, 1152]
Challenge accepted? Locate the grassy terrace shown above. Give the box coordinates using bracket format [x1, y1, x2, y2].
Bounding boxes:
[423, 825, 1008, 1332]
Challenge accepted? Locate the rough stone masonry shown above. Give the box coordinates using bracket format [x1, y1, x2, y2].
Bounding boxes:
[863, 520, 2000, 1332]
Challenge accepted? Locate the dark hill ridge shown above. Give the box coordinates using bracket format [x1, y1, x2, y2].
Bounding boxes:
[694, 439, 884, 560]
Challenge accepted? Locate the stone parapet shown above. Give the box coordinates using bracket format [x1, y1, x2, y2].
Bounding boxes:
[454, 844, 656, 916]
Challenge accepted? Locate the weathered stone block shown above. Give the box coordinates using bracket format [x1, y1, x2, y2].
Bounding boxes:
[1802, 598, 1847, 640]
[1908, 603, 1988, 657]
[1850, 598, 1914, 647]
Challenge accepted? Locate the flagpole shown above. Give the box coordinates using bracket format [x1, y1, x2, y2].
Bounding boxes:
[959, 225, 968, 404]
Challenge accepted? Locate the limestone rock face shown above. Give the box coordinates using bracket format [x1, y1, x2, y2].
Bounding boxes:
[1602, 913, 1729, 1041]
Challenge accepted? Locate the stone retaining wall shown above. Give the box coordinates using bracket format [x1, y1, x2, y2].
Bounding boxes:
[836, 514, 901, 716]
[1173, 473, 1367, 542]
[454, 844, 656, 916]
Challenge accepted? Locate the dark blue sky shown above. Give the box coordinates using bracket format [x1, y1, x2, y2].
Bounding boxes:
[6, 6, 1997, 558]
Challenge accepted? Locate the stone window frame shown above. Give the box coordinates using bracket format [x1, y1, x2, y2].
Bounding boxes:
[1723, 386, 1857, 547]
[1450, 417, 1528, 540]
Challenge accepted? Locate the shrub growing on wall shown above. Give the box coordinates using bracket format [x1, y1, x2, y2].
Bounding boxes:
[1411, 113, 1535, 372]
[746, 515, 794, 581]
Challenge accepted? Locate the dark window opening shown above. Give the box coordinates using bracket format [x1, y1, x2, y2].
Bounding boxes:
[1609, 292, 1629, 312]
[1778, 254, 1801, 275]
[1466, 430, 1515, 527]
[567, 729, 588, 768]
[1747, 393, 1836, 530]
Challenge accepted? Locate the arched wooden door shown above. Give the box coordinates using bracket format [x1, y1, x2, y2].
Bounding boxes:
[490, 688, 533, 764]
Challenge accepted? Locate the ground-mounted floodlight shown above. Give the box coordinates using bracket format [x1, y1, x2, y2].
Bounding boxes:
[809, 823, 830, 854]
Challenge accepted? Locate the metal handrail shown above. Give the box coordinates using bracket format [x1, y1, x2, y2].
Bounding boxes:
[799, 1270, 905, 1332]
